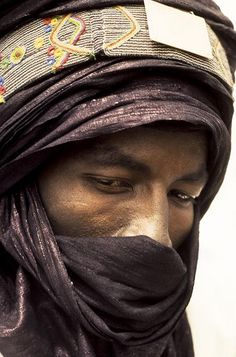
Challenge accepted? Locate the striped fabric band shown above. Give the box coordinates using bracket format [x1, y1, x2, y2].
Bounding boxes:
[0, 5, 233, 103]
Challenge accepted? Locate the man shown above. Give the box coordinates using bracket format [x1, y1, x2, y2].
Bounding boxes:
[38, 127, 208, 248]
[0, 1, 235, 356]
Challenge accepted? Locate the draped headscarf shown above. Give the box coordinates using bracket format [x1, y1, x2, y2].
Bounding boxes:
[0, 1, 235, 357]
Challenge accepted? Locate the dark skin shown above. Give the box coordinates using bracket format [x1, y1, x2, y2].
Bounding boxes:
[38, 127, 208, 248]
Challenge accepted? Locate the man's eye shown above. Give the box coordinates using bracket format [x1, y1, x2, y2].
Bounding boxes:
[169, 189, 198, 207]
[86, 176, 133, 194]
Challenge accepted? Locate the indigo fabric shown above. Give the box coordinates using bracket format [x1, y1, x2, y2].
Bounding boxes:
[0, 1, 235, 356]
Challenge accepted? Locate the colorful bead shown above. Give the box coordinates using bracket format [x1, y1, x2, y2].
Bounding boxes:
[51, 18, 59, 26]
[54, 48, 64, 58]
[10, 46, 26, 64]
[0, 76, 4, 85]
[0, 58, 10, 69]
[34, 37, 45, 49]
[0, 52, 4, 61]
[43, 18, 52, 25]
[47, 56, 56, 65]
[0, 86, 6, 95]
[47, 45, 55, 56]
[0, 95, 5, 104]
[45, 25, 52, 33]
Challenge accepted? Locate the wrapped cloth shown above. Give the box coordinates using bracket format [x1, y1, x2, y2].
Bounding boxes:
[0, 1, 235, 356]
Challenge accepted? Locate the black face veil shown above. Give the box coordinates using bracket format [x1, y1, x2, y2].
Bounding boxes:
[0, 1, 235, 357]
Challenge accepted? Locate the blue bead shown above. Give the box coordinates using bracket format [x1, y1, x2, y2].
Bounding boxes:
[45, 25, 52, 33]
[47, 57, 56, 65]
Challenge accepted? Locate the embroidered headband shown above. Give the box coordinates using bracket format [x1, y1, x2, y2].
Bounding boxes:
[0, 4, 234, 104]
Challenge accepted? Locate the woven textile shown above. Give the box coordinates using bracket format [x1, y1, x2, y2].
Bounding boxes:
[0, 5, 234, 103]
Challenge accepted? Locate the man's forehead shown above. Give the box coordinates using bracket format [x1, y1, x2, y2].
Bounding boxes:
[58, 129, 208, 183]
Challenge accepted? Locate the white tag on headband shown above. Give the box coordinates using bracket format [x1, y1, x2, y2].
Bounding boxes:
[144, 0, 213, 59]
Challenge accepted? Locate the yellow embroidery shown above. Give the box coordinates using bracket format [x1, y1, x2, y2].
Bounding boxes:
[10, 46, 26, 64]
[34, 37, 45, 49]
[50, 14, 92, 56]
[51, 18, 59, 26]
[0, 95, 5, 104]
[104, 6, 140, 50]
[54, 48, 64, 58]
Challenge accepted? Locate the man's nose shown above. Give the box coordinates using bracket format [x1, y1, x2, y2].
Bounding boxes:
[116, 187, 172, 247]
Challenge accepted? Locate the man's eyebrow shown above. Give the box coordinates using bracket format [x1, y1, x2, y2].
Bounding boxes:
[81, 144, 151, 175]
[78, 143, 208, 182]
[175, 164, 208, 183]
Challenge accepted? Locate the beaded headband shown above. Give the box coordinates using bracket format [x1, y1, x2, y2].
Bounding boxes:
[0, 4, 233, 103]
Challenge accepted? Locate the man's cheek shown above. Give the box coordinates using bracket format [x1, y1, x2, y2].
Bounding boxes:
[79, 210, 132, 237]
[50, 203, 134, 237]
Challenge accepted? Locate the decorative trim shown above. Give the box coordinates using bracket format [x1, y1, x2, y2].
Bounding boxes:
[104, 6, 141, 50]
[0, 5, 233, 103]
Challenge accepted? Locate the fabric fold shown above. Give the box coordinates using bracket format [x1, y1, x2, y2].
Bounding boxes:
[0, 182, 197, 356]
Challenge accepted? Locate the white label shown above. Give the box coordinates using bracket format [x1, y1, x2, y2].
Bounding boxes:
[144, 0, 213, 59]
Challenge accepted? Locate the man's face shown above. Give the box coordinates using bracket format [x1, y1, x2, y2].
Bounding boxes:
[38, 127, 208, 248]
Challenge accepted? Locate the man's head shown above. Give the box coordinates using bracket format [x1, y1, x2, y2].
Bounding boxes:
[38, 125, 208, 248]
